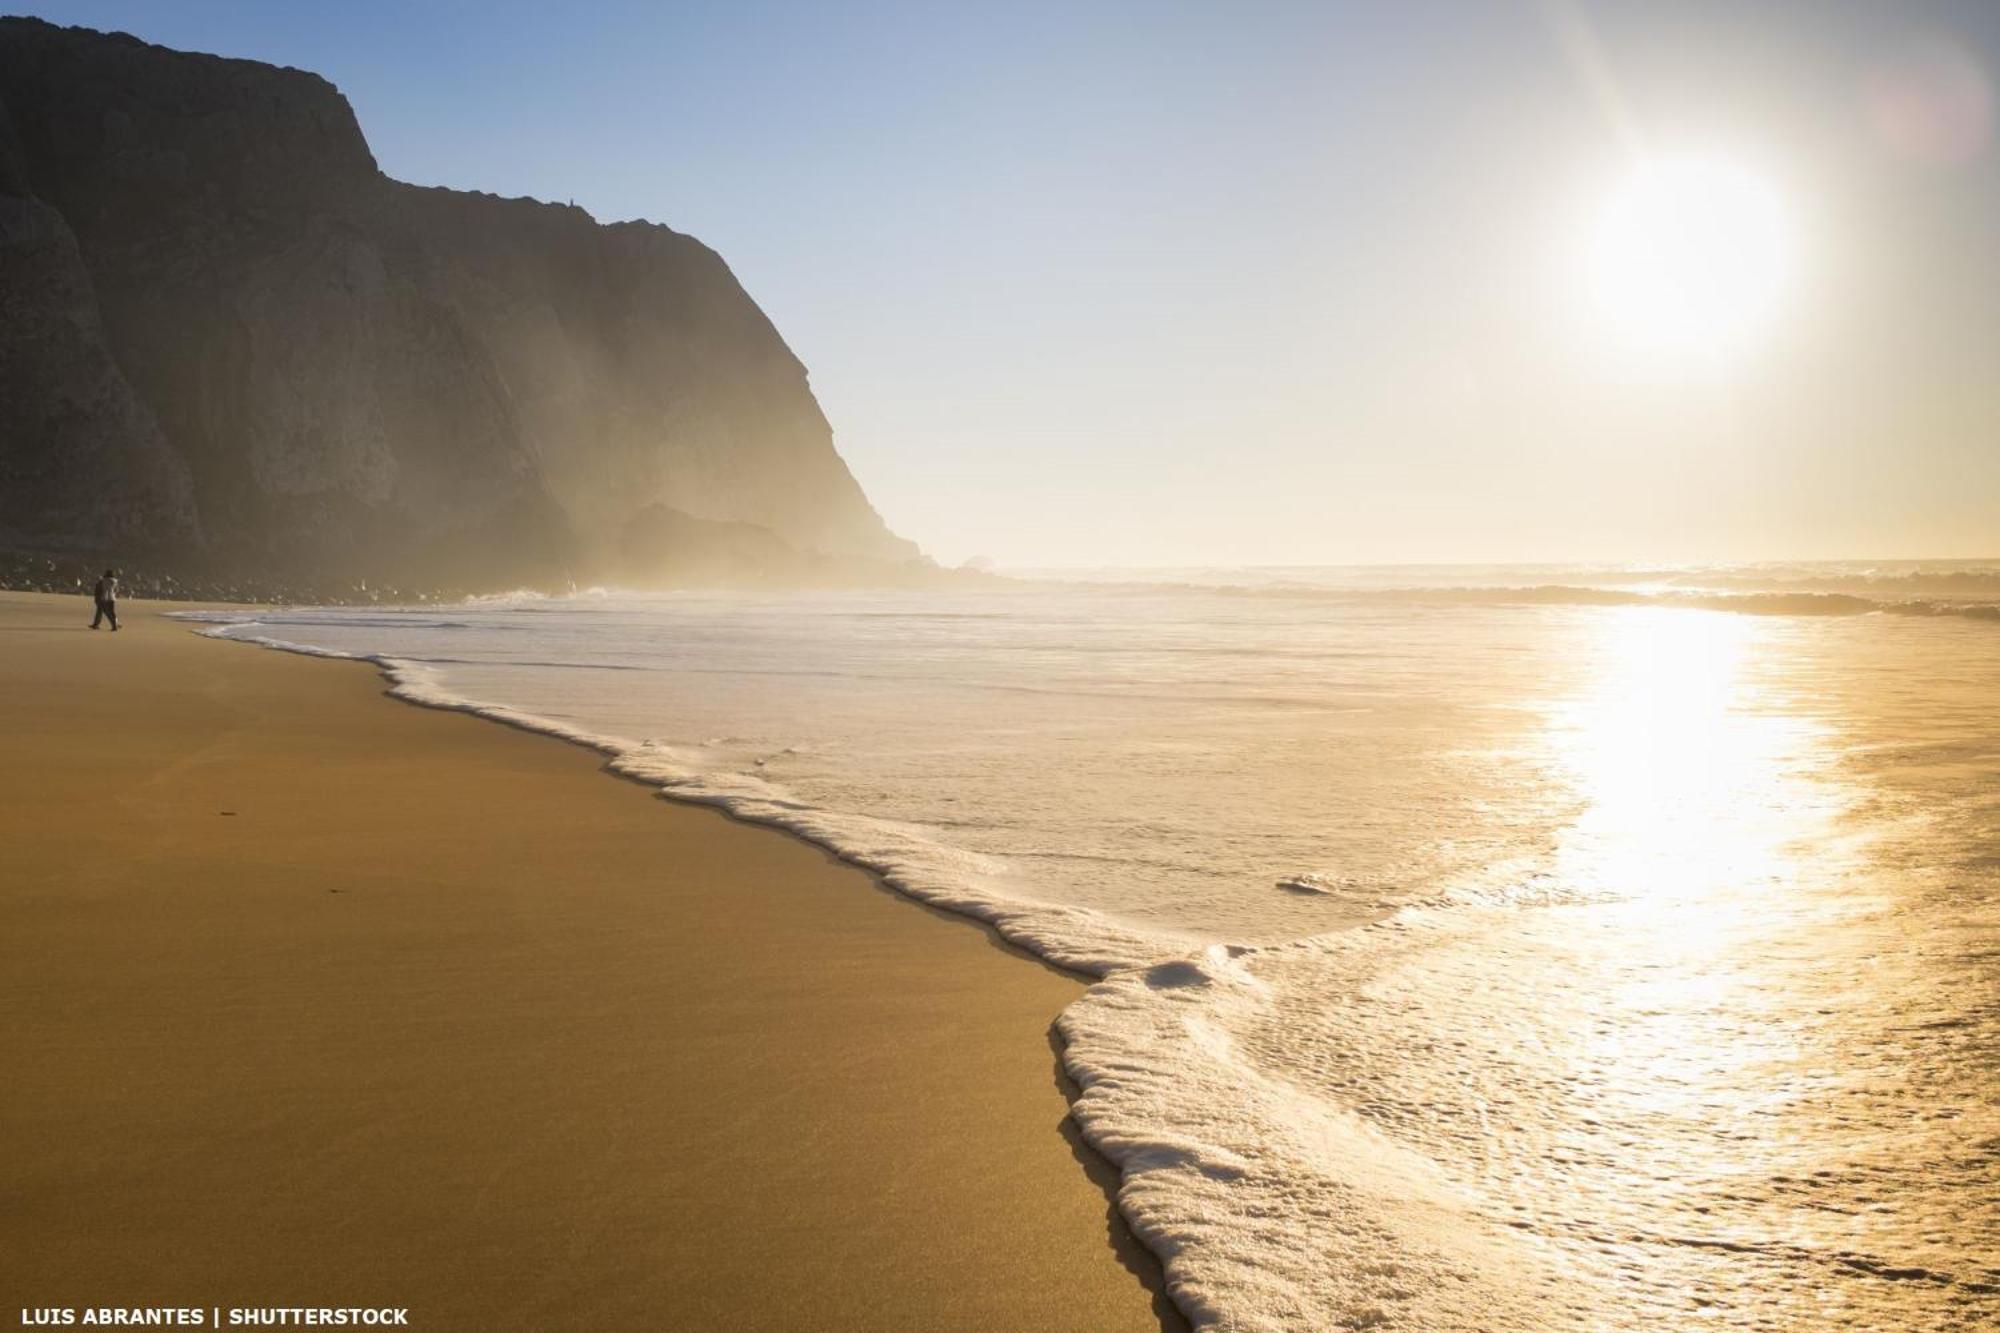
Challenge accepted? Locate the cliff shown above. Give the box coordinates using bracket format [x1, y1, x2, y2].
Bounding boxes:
[0, 18, 920, 591]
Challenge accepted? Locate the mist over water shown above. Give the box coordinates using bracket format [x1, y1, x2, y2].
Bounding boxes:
[186, 562, 2000, 1330]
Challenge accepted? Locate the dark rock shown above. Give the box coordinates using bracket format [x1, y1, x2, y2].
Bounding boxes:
[0, 18, 920, 595]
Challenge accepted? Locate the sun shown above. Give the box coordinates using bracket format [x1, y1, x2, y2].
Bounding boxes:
[1584, 154, 1792, 369]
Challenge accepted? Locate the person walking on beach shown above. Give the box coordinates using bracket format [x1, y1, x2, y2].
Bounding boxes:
[90, 568, 119, 631]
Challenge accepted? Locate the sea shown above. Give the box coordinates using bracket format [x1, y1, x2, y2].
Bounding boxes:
[179, 561, 2000, 1331]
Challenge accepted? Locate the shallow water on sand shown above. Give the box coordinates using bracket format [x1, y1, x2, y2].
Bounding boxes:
[189, 564, 2000, 1329]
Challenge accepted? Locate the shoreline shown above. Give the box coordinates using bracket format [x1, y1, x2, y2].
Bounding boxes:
[0, 592, 1183, 1331]
[176, 611, 1173, 979]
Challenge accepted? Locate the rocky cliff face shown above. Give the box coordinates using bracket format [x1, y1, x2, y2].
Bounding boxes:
[0, 18, 918, 590]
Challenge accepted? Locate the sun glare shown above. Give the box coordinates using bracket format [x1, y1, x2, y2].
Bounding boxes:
[1584, 154, 1793, 370]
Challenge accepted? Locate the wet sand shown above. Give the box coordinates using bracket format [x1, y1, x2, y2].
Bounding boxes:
[0, 591, 1180, 1331]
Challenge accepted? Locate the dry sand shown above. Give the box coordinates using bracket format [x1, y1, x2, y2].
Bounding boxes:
[0, 591, 1180, 1331]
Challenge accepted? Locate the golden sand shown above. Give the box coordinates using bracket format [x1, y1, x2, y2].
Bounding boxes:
[0, 592, 1178, 1331]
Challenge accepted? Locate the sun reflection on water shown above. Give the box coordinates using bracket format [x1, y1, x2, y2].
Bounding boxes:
[1504, 609, 1986, 1323]
[1547, 607, 1839, 912]
[1552, 610, 1850, 1064]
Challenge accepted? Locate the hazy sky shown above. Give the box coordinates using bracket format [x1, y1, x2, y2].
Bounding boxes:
[21, 0, 2000, 567]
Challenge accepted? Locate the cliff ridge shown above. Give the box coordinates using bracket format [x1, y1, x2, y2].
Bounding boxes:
[0, 17, 920, 591]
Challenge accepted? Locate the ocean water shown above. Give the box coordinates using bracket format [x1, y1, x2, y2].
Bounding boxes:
[181, 563, 2000, 1330]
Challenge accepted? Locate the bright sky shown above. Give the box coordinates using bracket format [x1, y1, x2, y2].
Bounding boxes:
[22, 0, 2000, 567]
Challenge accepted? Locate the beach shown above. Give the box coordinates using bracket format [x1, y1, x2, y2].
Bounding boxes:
[7, 5, 1997, 1328]
[0, 591, 1179, 1331]
[156, 579, 2000, 1330]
